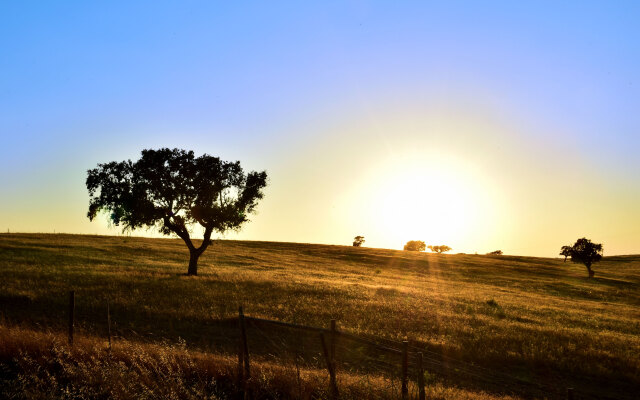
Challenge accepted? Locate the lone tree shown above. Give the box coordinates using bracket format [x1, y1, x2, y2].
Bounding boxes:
[565, 238, 603, 278]
[559, 245, 573, 262]
[428, 245, 452, 254]
[486, 250, 503, 255]
[404, 240, 426, 252]
[353, 236, 365, 247]
[86, 148, 267, 276]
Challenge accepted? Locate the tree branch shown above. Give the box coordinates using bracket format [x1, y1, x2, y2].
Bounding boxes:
[163, 216, 194, 251]
[197, 225, 214, 254]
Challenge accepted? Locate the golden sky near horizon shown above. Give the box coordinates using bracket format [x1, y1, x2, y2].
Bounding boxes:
[4, 101, 639, 257]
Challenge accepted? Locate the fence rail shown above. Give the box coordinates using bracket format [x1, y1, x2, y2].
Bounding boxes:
[234, 308, 576, 400]
[18, 291, 591, 400]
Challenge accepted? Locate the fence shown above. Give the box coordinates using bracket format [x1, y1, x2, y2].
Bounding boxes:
[58, 291, 584, 400]
[236, 306, 424, 400]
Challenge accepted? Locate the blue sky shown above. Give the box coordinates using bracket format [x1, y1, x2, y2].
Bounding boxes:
[1, 1, 639, 255]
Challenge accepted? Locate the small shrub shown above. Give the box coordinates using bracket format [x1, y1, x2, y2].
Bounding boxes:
[484, 299, 506, 319]
[352, 236, 365, 247]
[404, 240, 426, 251]
[428, 245, 452, 254]
[486, 299, 499, 307]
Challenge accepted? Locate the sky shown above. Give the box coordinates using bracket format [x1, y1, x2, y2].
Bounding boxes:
[1, 1, 639, 256]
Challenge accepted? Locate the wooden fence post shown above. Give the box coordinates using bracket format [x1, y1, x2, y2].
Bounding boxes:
[237, 337, 244, 378]
[237, 306, 245, 398]
[68, 291, 75, 346]
[567, 388, 574, 400]
[107, 301, 112, 350]
[401, 340, 409, 400]
[330, 319, 336, 364]
[417, 352, 425, 400]
[238, 306, 250, 378]
[320, 333, 338, 400]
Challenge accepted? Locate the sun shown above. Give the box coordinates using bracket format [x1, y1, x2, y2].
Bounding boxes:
[374, 168, 475, 246]
[352, 153, 492, 250]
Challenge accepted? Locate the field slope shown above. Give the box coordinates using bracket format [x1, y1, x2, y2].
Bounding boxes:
[1, 233, 639, 399]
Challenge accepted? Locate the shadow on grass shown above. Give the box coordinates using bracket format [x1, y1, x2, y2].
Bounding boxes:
[2, 295, 637, 400]
[591, 276, 636, 288]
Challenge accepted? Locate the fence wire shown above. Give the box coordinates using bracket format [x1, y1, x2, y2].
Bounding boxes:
[221, 314, 582, 400]
[242, 316, 414, 399]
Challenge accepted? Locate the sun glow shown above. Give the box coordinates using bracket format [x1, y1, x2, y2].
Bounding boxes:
[349, 152, 497, 251]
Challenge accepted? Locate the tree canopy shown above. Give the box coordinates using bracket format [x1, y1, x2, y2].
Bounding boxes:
[353, 236, 365, 247]
[428, 245, 452, 254]
[86, 148, 268, 275]
[404, 240, 426, 252]
[559, 245, 573, 262]
[565, 238, 603, 278]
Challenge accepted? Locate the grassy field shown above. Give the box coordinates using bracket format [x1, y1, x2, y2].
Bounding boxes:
[1, 233, 639, 399]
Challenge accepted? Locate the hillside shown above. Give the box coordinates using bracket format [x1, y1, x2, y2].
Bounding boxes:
[1, 233, 639, 399]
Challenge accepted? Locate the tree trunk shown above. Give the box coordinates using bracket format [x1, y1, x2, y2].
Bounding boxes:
[586, 263, 594, 278]
[164, 218, 213, 277]
[188, 249, 200, 276]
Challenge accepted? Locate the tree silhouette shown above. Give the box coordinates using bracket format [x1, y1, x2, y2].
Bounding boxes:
[404, 240, 426, 251]
[353, 236, 365, 247]
[428, 245, 452, 254]
[486, 250, 503, 255]
[559, 245, 573, 262]
[566, 238, 603, 278]
[86, 148, 267, 276]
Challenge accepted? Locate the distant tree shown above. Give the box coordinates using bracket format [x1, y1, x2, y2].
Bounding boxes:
[86, 148, 268, 276]
[559, 245, 572, 262]
[567, 238, 603, 278]
[353, 236, 365, 247]
[486, 250, 503, 255]
[428, 245, 452, 254]
[404, 240, 426, 252]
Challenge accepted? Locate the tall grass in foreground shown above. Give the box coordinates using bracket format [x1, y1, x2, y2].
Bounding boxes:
[0, 325, 515, 400]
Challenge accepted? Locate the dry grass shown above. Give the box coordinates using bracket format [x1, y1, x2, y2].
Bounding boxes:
[1, 233, 639, 399]
[0, 325, 515, 400]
